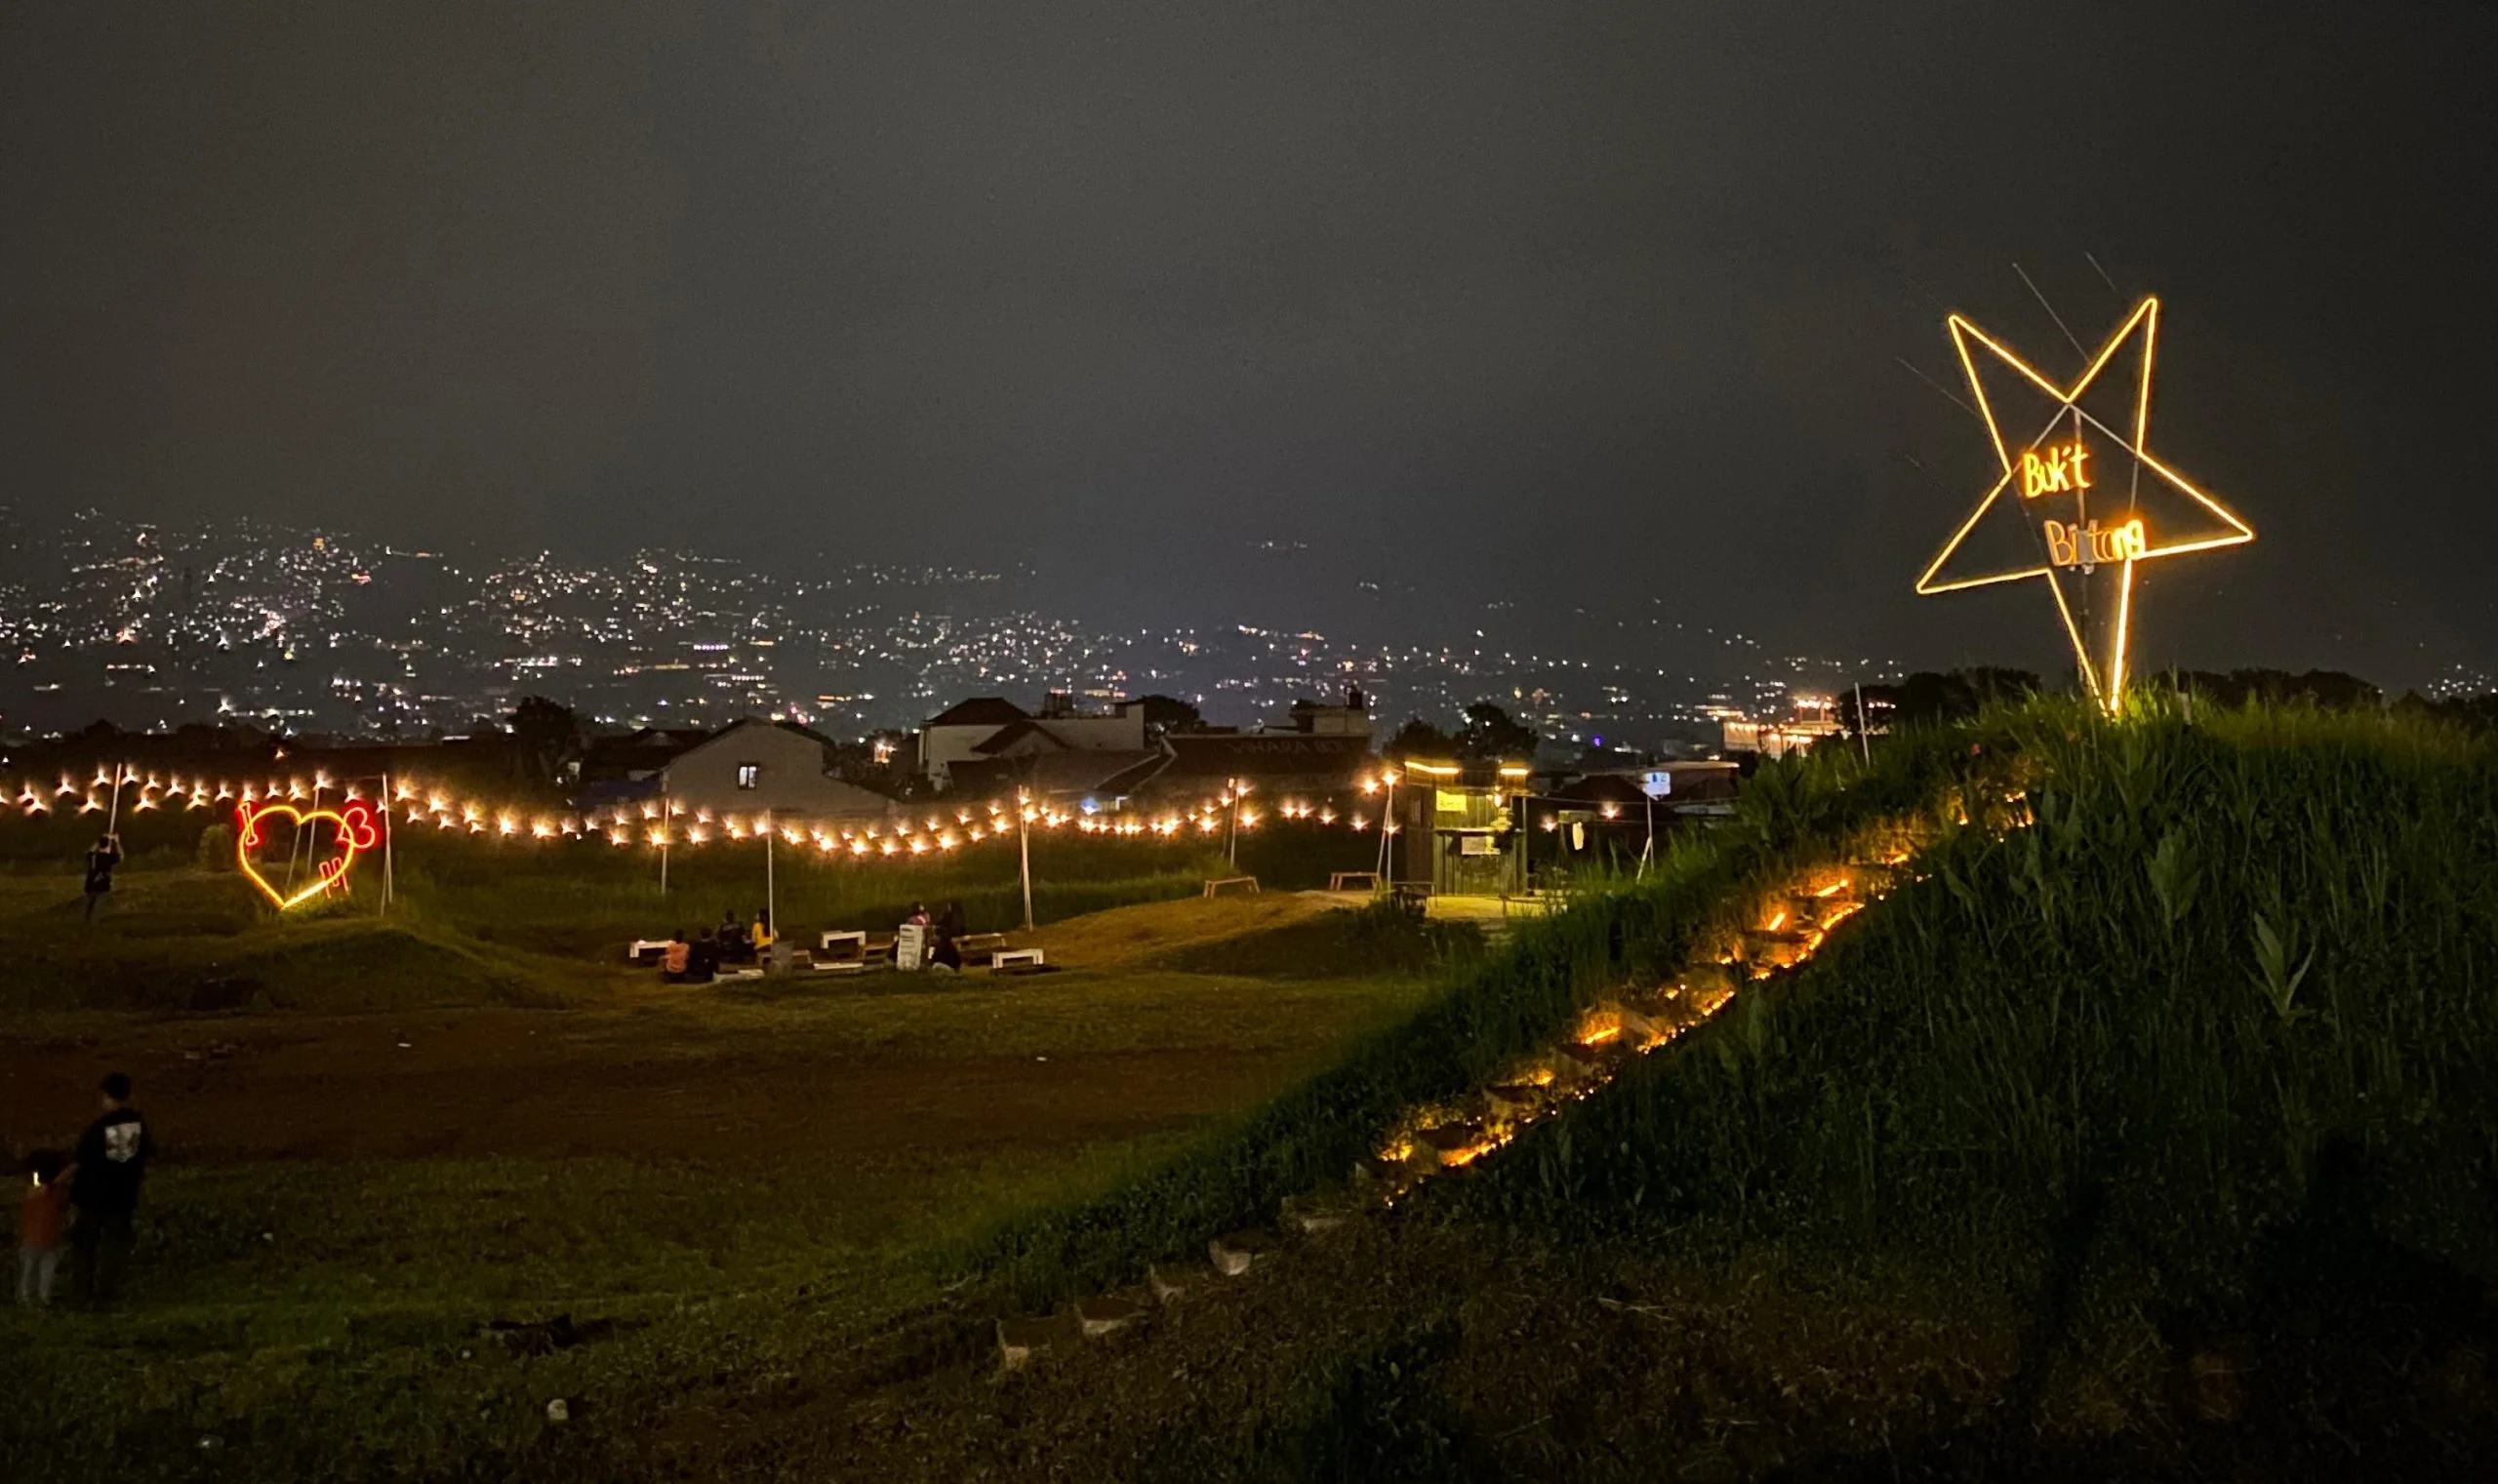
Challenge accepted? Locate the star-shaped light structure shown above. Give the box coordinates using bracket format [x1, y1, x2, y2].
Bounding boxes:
[1915, 296, 2253, 713]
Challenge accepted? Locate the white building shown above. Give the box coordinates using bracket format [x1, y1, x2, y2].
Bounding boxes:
[658, 718, 895, 818]
[915, 695, 1148, 787]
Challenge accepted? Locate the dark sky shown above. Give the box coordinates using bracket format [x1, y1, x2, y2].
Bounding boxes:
[6, 4, 2493, 688]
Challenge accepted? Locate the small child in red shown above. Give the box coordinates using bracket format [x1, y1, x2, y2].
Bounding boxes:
[18, 1150, 68, 1305]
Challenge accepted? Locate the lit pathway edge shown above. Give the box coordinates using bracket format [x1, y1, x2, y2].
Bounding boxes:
[993, 777, 2046, 1370]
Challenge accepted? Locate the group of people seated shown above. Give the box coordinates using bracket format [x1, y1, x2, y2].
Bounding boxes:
[652, 901, 974, 983]
[659, 908, 774, 984]
[907, 900, 966, 972]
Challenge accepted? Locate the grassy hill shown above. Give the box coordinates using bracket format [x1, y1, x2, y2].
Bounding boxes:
[836, 701, 2498, 1479]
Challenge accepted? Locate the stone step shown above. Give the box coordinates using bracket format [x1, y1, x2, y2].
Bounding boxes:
[995, 1312, 1077, 1373]
[1076, 1294, 1148, 1339]
[1209, 1229, 1276, 1277]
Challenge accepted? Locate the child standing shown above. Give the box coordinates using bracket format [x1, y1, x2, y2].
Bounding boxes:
[18, 1150, 68, 1305]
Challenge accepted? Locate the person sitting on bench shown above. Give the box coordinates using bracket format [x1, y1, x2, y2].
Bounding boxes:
[661, 930, 692, 983]
[687, 928, 719, 983]
[747, 907, 774, 961]
[719, 910, 748, 962]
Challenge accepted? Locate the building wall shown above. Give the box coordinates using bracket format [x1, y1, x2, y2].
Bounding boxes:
[921, 709, 1148, 785]
[660, 724, 891, 818]
[1720, 718, 1840, 759]
[919, 724, 1002, 785]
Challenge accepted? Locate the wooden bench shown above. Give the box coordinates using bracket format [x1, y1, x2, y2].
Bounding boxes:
[992, 948, 1046, 971]
[1327, 870, 1381, 893]
[1202, 876, 1260, 899]
[1500, 892, 1555, 916]
[956, 932, 1009, 967]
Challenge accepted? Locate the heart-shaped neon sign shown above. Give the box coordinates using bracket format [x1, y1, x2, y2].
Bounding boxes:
[236, 799, 380, 909]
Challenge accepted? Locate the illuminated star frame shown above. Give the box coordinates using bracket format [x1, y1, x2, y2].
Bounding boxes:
[1914, 296, 2254, 711]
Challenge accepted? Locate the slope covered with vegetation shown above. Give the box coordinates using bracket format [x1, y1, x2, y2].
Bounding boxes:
[855, 702, 2498, 1479]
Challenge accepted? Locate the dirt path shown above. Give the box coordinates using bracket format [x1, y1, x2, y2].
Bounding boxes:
[0, 1004, 1319, 1168]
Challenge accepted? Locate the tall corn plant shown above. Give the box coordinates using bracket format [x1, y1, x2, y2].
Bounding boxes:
[1471, 697, 2498, 1307]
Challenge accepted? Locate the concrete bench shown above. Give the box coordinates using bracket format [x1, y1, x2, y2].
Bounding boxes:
[1202, 876, 1260, 899]
[627, 940, 671, 964]
[1327, 870, 1381, 893]
[817, 930, 866, 961]
[992, 948, 1046, 971]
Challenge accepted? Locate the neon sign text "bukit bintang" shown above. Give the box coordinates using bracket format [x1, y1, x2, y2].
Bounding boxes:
[1913, 296, 2257, 713]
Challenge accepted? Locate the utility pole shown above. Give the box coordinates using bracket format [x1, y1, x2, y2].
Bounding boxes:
[1853, 682, 1873, 767]
[1018, 787, 1035, 932]
[380, 772, 395, 915]
[1225, 777, 1240, 869]
[764, 811, 777, 940]
[1640, 790, 1656, 881]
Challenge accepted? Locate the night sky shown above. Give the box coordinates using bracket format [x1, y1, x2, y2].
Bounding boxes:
[5, 5, 2493, 687]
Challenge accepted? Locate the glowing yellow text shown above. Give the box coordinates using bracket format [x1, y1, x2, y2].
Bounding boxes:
[2042, 517, 2145, 571]
[2020, 440, 2092, 499]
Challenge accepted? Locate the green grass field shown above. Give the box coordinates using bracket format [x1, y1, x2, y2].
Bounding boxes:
[0, 841, 1447, 1481]
[11, 701, 2498, 1479]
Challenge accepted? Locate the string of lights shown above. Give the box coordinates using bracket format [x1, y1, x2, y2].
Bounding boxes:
[4, 764, 1402, 858]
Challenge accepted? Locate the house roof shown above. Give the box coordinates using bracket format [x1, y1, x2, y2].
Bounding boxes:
[1546, 774, 1653, 806]
[1156, 732, 1372, 782]
[970, 718, 1066, 755]
[581, 727, 711, 779]
[670, 716, 843, 750]
[925, 697, 1029, 729]
[947, 748, 1168, 801]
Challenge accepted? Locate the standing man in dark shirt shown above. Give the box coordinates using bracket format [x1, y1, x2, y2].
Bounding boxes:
[83, 832, 123, 922]
[69, 1071, 152, 1304]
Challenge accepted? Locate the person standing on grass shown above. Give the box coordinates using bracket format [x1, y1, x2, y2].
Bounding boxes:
[82, 832, 123, 922]
[17, 1150, 69, 1306]
[69, 1071, 152, 1304]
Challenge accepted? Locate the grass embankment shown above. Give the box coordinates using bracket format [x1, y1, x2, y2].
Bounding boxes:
[972, 732, 1965, 1306]
[0, 824, 1313, 1014]
[0, 801, 1380, 971]
[843, 701, 2498, 1479]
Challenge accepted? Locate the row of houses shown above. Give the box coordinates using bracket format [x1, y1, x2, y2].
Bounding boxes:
[580, 691, 1384, 820]
[569, 691, 1741, 894]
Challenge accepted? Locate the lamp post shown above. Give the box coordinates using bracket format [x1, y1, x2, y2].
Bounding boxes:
[1375, 768, 1399, 883]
